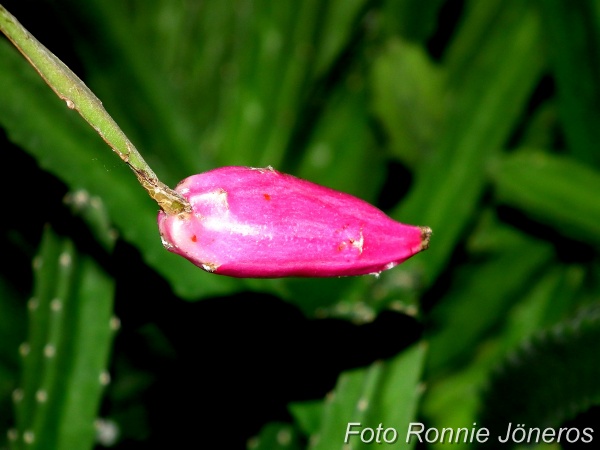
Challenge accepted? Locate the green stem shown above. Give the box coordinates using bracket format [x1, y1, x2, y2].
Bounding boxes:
[0, 4, 190, 216]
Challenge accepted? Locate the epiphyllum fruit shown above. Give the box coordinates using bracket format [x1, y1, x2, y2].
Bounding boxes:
[157, 166, 431, 278]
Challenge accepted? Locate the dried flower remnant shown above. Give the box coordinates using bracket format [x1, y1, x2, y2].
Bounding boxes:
[158, 166, 431, 278]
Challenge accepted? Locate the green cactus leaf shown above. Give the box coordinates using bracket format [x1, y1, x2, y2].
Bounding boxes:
[288, 399, 324, 438]
[293, 344, 425, 450]
[0, 276, 26, 449]
[426, 224, 554, 375]
[370, 37, 443, 169]
[390, 0, 545, 289]
[379, 0, 446, 43]
[422, 261, 588, 435]
[538, 0, 600, 166]
[477, 305, 600, 447]
[492, 151, 600, 247]
[11, 227, 116, 450]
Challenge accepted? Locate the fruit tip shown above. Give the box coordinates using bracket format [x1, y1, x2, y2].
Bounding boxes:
[420, 226, 432, 251]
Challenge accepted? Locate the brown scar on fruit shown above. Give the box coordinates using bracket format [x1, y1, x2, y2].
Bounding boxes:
[201, 262, 219, 273]
[420, 226, 432, 251]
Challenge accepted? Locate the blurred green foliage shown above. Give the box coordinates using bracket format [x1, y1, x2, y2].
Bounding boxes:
[1, 0, 600, 449]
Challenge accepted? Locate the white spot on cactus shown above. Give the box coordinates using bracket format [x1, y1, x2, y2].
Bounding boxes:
[23, 430, 35, 444]
[389, 301, 404, 312]
[27, 297, 38, 311]
[334, 302, 351, 315]
[353, 303, 376, 323]
[12, 388, 23, 403]
[32, 256, 42, 270]
[244, 100, 263, 126]
[393, 271, 417, 289]
[309, 434, 320, 447]
[404, 305, 419, 319]
[50, 298, 63, 312]
[308, 142, 332, 168]
[99, 371, 111, 386]
[68, 189, 90, 207]
[35, 390, 47, 403]
[95, 418, 119, 446]
[7, 429, 17, 441]
[264, 28, 282, 55]
[65, 99, 75, 109]
[90, 196, 102, 209]
[247, 436, 259, 449]
[59, 252, 72, 267]
[276, 428, 291, 446]
[19, 342, 30, 357]
[357, 397, 369, 411]
[390, 302, 417, 317]
[44, 344, 56, 358]
[110, 316, 121, 331]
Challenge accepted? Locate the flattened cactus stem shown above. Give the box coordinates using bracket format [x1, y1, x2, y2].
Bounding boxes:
[0, 5, 191, 215]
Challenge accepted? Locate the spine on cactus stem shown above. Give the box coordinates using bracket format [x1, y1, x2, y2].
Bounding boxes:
[157, 166, 431, 278]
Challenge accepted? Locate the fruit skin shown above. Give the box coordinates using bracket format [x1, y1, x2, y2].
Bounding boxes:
[157, 166, 431, 278]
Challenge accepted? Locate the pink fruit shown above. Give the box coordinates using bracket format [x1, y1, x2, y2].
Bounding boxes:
[157, 166, 431, 278]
